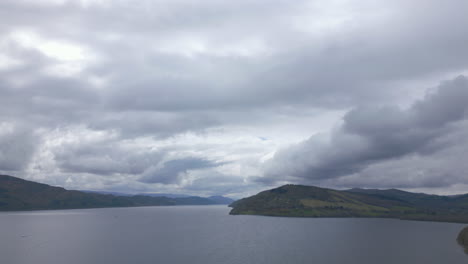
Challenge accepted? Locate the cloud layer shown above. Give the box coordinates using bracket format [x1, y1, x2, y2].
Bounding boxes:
[1, 0, 468, 197]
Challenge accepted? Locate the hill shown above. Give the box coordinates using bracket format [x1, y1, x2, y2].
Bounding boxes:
[229, 184, 468, 223]
[0, 175, 230, 211]
[457, 227, 468, 253]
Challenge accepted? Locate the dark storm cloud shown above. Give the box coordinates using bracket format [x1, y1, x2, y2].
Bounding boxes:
[326, 120, 468, 190]
[263, 76, 468, 186]
[139, 157, 222, 184]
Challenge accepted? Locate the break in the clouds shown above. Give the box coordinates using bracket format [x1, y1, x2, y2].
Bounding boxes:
[1, 0, 468, 197]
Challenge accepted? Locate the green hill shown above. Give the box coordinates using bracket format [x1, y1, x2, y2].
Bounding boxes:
[0, 175, 228, 211]
[229, 184, 468, 223]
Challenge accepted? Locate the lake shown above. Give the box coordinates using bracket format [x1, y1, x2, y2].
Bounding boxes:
[1, 205, 466, 264]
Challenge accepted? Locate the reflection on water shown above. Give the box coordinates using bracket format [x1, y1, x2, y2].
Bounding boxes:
[457, 226, 468, 254]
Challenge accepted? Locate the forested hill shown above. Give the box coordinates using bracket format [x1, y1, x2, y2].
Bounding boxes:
[0, 175, 232, 211]
[229, 184, 468, 223]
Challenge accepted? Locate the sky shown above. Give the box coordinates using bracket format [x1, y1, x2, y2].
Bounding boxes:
[1, 0, 468, 198]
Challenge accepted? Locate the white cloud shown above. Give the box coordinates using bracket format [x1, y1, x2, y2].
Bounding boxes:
[8, 30, 97, 77]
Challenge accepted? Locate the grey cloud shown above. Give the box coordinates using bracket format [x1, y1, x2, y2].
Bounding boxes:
[1, 0, 468, 194]
[328, 121, 468, 189]
[7, 0, 465, 112]
[412, 76, 468, 128]
[0, 47, 101, 128]
[263, 75, 468, 185]
[139, 157, 222, 184]
[54, 137, 163, 176]
[87, 111, 220, 139]
[182, 171, 263, 198]
[2, 0, 468, 133]
[0, 125, 39, 171]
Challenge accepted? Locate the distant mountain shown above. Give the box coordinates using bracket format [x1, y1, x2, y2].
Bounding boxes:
[0, 175, 229, 211]
[82, 191, 192, 198]
[88, 191, 234, 203]
[80, 190, 134, 196]
[136, 193, 192, 198]
[136, 194, 234, 204]
[208, 195, 235, 204]
[229, 184, 468, 223]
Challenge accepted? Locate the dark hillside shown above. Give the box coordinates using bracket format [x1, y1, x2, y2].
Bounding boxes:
[0, 175, 228, 211]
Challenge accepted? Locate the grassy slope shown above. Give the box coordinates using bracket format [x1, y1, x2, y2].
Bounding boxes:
[229, 184, 468, 223]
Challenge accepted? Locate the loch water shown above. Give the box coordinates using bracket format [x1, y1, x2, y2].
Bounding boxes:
[1, 205, 466, 264]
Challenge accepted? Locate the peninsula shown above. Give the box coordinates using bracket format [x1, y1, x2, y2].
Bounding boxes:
[229, 184, 468, 223]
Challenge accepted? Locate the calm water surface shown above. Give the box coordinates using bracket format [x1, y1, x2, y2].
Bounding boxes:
[1, 205, 466, 264]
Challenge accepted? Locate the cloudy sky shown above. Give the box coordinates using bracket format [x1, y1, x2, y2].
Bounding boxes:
[1, 0, 468, 198]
